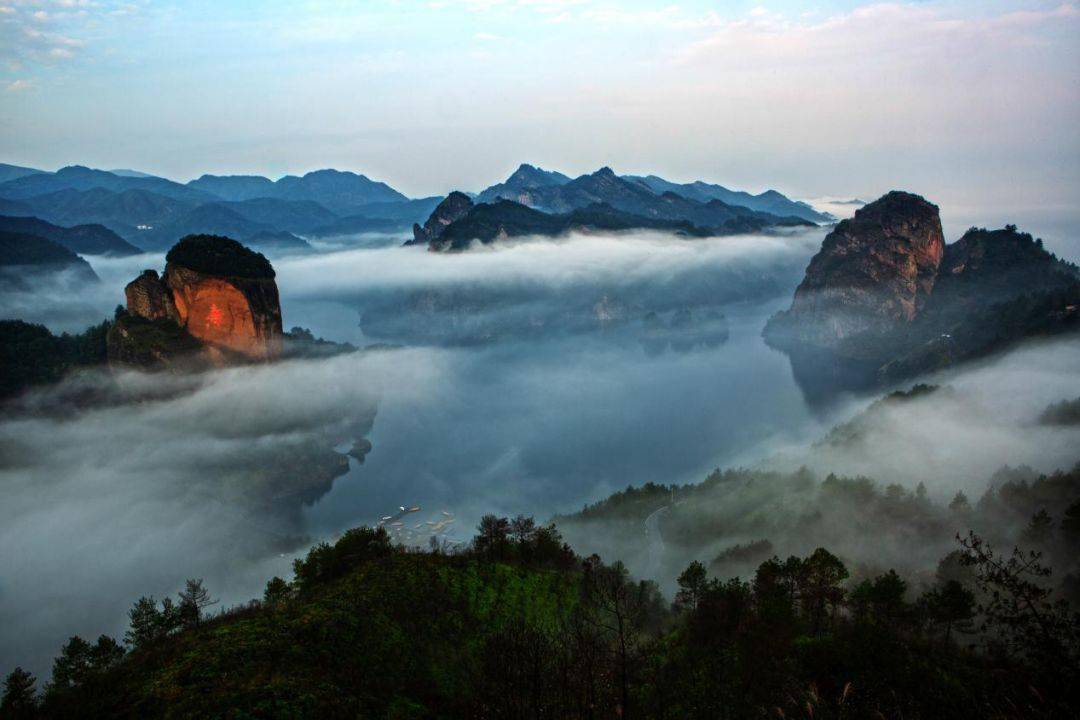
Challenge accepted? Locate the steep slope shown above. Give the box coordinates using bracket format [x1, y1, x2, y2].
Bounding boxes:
[0, 215, 142, 256]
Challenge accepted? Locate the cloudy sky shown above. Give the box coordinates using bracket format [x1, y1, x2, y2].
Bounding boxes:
[1, 1, 1077, 218]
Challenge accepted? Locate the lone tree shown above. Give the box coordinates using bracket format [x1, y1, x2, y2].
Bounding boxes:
[178, 578, 218, 629]
[674, 561, 708, 612]
[1, 667, 38, 719]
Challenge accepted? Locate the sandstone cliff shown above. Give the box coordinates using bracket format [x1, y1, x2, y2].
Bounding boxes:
[109, 234, 283, 367]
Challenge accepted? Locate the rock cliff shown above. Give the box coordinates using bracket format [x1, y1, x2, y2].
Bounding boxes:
[409, 191, 474, 247]
[765, 193, 1079, 401]
[109, 234, 283, 367]
[767, 191, 944, 348]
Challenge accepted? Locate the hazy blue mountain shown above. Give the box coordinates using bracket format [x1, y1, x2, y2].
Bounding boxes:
[475, 163, 572, 204]
[244, 229, 314, 254]
[0, 197, 35, 217]
[273, 169, 408, 213]
[187, 174, 277, 201]
[186, 169, 410, 214]
[501, 167, 811, 230]
[137, 203, 270, 250]
[108, 169, 159, 179]
[350, 196, 444, 224]
[0, 231, 99, 287]
[0, 165, 216, 204]
[431, 199, 713, 251]
[307, 214, 407, 238]
[215, 198, 338, 234]
[624, 174, 832, 223]
[19, 187, 194, 238]
[0, 216, 142, 256]
[0, 163, 45, 184]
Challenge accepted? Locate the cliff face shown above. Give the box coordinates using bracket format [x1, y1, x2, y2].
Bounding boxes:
[765, 194, 1079, 401]
[111, 234, 283, 367]
[165, 264, 281, 360]
[771, 191, 944, 347]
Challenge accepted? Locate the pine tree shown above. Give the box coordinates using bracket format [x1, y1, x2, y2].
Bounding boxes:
[0, 667, 38, 719]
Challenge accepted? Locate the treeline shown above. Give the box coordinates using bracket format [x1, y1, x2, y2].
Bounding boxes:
[3, 515, 1079, 719]
[557, 462, 1080, 606]
[0, 318, 111, 399]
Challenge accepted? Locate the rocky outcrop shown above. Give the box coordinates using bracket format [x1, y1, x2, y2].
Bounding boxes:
[110, 234, 283, 367]
[765, 193, 1080, 402]
[409, 191, 473, 247]
[124, 270, 177, 322]
[766, 191, 944, 348]
[165, 263, 281, 360]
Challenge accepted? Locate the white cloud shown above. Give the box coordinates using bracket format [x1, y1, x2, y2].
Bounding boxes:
[5, 78, 32, 91]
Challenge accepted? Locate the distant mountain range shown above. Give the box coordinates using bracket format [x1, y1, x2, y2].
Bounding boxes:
[0, 161, 833, 256]
[412, 171, 814, 251]
[477, 164, 831, 224]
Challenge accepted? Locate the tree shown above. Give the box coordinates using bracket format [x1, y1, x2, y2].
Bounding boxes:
[0, 667, 38, 720]
[850, 570, 907, 625]
[922, 580, 975, 647]
[1060, 499, 1080, 544]
[1022, 509, 1054, 546]
[125, 596, 175, 649]
[178, 578, 218, 629]
[475, 515, 510, 559]
[948, 491, 971, 514]
[89, 635, 125, 672]
[800, 548, 848, 633]
[674, 561, 708, 612]
[957, 531, 1080, 675]
[582, 556, 665, 719]
[509, 515, 537, 544]
[263, 576, 291, 607]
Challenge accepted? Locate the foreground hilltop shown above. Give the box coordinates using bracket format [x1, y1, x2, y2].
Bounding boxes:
[765, 191, 1080, 398]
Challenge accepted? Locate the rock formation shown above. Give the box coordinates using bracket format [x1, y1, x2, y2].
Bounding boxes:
[109, 234, 283, 367]
[767, 191, 944, 348]
[409, 191, 474, 247]
[765, 193, 1079, 402]
[124, 270, 177, 321]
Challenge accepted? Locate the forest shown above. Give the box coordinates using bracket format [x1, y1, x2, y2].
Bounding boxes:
[3, 500, 1078, 719]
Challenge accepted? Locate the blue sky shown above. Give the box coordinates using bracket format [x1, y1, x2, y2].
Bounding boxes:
[1, 0, 1077, 223]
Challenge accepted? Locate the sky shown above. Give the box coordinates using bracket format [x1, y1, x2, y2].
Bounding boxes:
[0, 0, 1078, 223]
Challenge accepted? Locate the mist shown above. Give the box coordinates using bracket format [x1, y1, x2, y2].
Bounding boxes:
[2, 225, 1077, 682]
